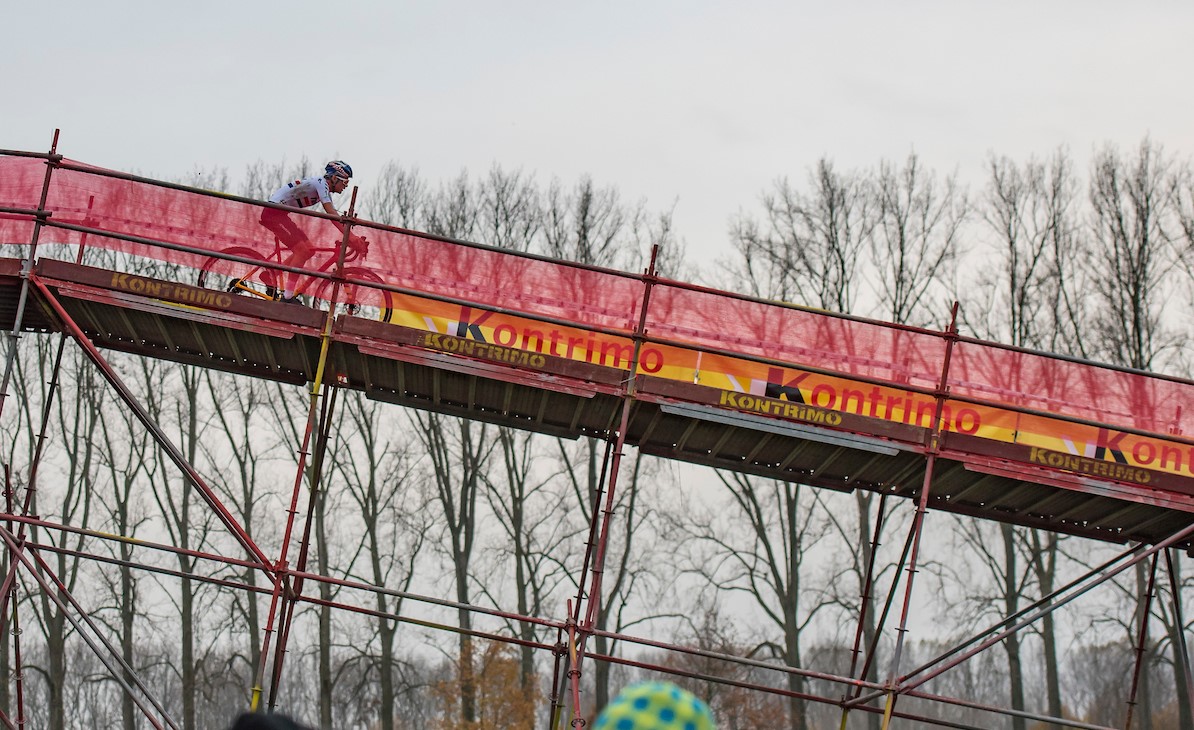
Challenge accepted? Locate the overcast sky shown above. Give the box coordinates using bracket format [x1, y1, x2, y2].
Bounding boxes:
[6, 1, 1194, 267]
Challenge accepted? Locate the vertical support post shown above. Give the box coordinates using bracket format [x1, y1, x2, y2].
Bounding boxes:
[253, 190, 358, 711]
[266, 384, 340, 710]
[848, 492, 888, 678]
[1124, 552, 1159, 730]
[566, 246, 659, 727]
[566, 601, 584, 729]
[0, 130, 60, 425]
[3, 468, 23, 730]
[839, 492, 888, 729]
[546, 624, 567, 730]
[1164, 548, 1194, 725]
[879, 302, 960, 729]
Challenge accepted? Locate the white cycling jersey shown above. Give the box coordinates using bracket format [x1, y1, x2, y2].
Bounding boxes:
[268, 176, 333, 209]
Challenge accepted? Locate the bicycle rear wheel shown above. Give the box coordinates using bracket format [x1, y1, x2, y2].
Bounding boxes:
[312, 268, 394, 321]
[197, 247, 279, 300]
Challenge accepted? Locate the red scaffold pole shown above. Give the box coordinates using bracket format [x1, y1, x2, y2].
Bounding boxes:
[256, 189, 359, 712]
[880, 301, 959, 729]
[565, 246, 659, 727]
[1124, 552, 1159, 730]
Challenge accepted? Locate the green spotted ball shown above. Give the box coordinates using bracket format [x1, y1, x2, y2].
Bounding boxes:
[593, 681, 716, 730]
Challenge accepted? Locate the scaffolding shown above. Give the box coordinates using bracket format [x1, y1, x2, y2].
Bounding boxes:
[0, 132, 1191, 728]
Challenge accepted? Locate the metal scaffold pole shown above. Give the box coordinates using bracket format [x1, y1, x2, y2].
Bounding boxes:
[564, 246, 659, 728]
[839, 492, 889, 729]
[255, 189, 359, 712]
[880, 302, 960, 730]
[0, 130, 58, 426]
[1124, 552, 1158, 730]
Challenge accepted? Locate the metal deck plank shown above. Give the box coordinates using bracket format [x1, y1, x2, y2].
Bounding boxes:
[151, 313, 180, 354]
[742, 433, 775, 463]
[535, 389, 550, 426]
[633, 408, 666, 448]
[673, 418, 704, 452]
[706, 425, 743, 460]
[502, 381, 514, 415]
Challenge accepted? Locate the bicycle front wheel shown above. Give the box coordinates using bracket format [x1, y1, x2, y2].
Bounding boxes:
[197, 247, 279, 301]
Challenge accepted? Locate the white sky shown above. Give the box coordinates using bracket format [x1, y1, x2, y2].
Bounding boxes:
[6, 1, 1194, 266]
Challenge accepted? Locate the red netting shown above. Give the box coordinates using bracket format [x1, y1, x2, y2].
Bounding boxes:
[3, 154, 1194, 440]
[0, 157, 647, 328]
[647, 283, 947, 390]
[949, 341, 1194, 435]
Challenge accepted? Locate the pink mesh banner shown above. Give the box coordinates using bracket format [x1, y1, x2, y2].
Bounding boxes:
[3, 154, 1194, 441]
[647, 283, 947, 390]
[0, 157, 646, 327]
[949, 341, 1194, 436]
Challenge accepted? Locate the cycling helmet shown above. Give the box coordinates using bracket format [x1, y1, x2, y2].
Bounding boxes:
[325, 160, 353, 181]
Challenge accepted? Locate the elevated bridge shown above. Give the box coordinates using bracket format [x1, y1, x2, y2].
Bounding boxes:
[3, 255, 1192, 549]
[1, 145, 1192, 729]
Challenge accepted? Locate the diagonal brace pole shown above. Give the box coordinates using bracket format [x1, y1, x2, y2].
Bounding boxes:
[26, 275, 274, 572]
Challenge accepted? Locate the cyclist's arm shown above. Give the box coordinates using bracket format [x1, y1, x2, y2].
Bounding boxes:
[322, 201, 349, 233]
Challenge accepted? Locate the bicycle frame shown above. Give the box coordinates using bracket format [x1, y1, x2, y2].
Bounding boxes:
[232, 238, 366, 299]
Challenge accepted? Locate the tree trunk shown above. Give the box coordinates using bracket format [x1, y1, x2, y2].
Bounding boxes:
[1166, 551, 1192, 730]
[785, 604, 806, 730]
[456, 554, 476, 718]
[1002, 524, 1026, 730]
[317, 484, 334, 730]
[379, 616, 395, 730]
[1134, 560, 1153, 730]
[46, 609, 65, 730]
[855, 491, 880, 730]
[120, 559, 136, 730]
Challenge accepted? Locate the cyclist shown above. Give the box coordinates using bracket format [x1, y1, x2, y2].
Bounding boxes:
[260, 160, 362, 303]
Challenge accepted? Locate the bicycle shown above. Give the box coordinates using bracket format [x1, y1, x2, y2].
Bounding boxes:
[196, 234, 394, 320]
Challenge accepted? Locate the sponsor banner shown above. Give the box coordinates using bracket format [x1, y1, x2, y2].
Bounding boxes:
[107, 272, 237, 309]
[391, 295, 1194, 488]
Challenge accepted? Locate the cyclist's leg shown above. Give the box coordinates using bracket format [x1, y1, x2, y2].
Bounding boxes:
[261, 208, 315, 296]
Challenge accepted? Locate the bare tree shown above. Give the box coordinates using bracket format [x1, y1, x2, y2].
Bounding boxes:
[956, 149, 1084, 729]
[17, 340, 102, 730]
[538, 175, 681, 710]
[95, 359, 158, 730]
[361, 161, 429, 229]
[144, 360, 222, 730]
[542, 176, 636, 270]
[408, 171, 493, 725]
[729, 158, 887, 729]
[416, 411, 493, 724]
[479, 427, 575, 694]
[729, 158, 874, 311]
[332, 392, 428, 730]
[1086, 138, 1188, 730]
[201, 369, 282, 701]
[684, 474, 830, 730]
[868, 152, 967, 325]
[1088, 139, 1186, 370]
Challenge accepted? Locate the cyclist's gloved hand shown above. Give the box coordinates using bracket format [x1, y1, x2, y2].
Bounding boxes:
[348, 234, 369, 255]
